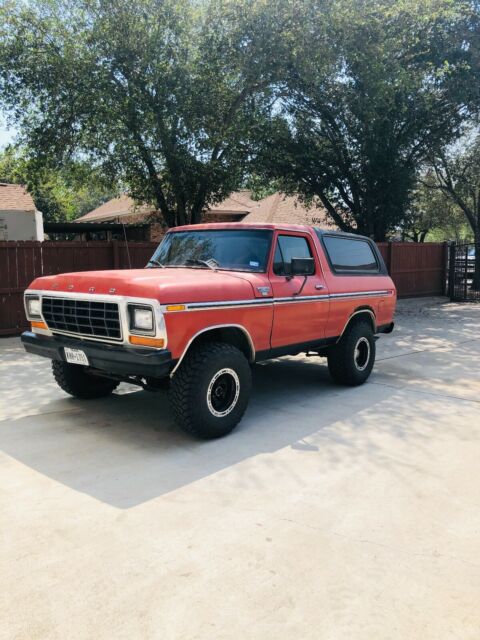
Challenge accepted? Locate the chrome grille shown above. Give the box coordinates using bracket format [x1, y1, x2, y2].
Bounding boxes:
[42, 297, 122, 341]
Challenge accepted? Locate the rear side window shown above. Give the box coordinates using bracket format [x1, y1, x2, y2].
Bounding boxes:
[273, 235, 313, 276]
[323, 236, 379, 273]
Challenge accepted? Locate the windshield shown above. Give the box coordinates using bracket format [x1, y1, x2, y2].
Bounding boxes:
[147, 229, 273, 272]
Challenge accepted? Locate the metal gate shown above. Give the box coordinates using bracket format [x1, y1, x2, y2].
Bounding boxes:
[449, 243, 480, 302]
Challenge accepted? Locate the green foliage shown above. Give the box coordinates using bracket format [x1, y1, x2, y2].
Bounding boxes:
[1, 0, 479, 234]
[0, 0, 303, 226]
[428, 134, 480, 241]
[243, 174, 280, 201]
[257, 0, 480, 240]
[0, 146, 117, 222]
[428, 135, 480, 237]
[427, 134, 480, 285]
[403, 174, 472, 242]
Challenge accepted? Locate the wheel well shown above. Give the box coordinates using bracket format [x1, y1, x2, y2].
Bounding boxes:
[178, 326, 254, 368]
[341, 308, 376, 336]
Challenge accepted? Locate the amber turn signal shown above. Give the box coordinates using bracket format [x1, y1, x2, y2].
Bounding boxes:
[31, 320, 48, 330]
[129, 335, 165, 348]
[166, 304, 186, 312]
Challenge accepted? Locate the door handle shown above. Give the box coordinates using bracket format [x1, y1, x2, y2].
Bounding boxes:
[315, 284, 325, 290]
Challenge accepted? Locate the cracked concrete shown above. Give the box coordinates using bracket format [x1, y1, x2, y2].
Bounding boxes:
[1, 297, 480, 639]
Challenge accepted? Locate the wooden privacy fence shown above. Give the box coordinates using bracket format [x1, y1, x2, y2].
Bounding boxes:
[377, 242, 448, 299]
[1, 239, 448, 336]
[0, 240, 158, 336]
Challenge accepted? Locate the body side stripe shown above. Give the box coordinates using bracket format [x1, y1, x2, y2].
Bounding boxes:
[163, 289, 392, 312]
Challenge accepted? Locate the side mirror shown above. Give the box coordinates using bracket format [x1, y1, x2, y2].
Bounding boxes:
[291, 257, 315, 276]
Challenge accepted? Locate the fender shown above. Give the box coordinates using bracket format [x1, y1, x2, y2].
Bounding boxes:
[337, 308, 376, 342]
[170, 323, 255, 376]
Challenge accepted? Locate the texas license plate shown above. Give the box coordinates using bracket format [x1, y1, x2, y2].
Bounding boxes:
[64, 347, 89, 366]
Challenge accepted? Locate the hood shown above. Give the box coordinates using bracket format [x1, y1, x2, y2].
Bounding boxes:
[28, 267, 269, 304]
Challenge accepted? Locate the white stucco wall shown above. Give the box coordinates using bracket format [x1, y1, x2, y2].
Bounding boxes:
[34, 210, 45, 241]
[0, 210, 44, 241]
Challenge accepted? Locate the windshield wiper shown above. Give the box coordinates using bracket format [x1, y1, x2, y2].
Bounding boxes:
[147, 258, 165, 268]
[185, 258, 219, 271]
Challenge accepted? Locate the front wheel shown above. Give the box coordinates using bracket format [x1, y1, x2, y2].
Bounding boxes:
[52, 360, 119, 399]
[169, 342, 252, 439]
[327, 320, 376, 386]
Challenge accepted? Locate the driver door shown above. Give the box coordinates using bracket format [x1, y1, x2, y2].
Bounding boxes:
[269, 232, 329, 348]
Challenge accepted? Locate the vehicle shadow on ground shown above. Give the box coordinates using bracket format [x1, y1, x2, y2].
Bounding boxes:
[0, 352, 402, 508]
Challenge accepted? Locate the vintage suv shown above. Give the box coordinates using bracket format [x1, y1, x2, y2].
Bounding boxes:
[22, 223, 396, 438]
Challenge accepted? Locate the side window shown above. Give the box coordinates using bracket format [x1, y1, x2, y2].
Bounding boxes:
[323, 236, 379, 273]
[273, 235, 313, 276]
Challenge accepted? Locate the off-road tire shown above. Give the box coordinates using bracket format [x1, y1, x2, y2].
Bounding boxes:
[52, 360, 119, 399]
[327, 320, 376, 386]
[169, 342, 252, 439]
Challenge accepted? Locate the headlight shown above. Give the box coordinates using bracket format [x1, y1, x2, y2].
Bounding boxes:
[129, 306, 154, 333]
[26, 296, 41, 319]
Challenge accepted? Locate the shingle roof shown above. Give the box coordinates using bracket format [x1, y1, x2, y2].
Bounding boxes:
[207, 190, 257, 214]
[77, 190, 256, 223]
[77, 190, 335, 228]
[0, 183, 36, 213]
[75, 195, 155, 222]
[243, 192, 334, 228]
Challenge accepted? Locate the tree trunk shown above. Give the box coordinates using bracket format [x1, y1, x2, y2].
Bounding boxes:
[156, 199, 175, 228]
[190, 203, 204, 224]
[372, 221, 387, 242]
[175, 200, 187, 227]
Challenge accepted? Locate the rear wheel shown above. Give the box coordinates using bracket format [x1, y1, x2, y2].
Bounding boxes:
[327, 320, 375, 386]
[52, 360, 119, 399]
[169, 342, 252, 439]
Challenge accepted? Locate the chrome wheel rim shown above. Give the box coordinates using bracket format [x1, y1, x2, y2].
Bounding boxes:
[206, 368, 240, 417]
[354, 337, 371, 371]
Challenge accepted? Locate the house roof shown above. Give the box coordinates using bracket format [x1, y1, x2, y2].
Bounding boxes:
[0, 183, 36, 213]
[75, 195, 155, 222]
[77, 190, 335, 228]
[243, 192, 334, 228]
[206, 190, 257, 215]
[77, 190, 257, 223]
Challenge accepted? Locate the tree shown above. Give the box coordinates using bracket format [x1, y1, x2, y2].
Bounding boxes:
[242, 174, 280, 201]
[428, 135, 480, 288]
[401, 172, 471, 242]
[0, 146, 116, 222]
[0, 0, 304, 227]
[257, 0, 480, 240]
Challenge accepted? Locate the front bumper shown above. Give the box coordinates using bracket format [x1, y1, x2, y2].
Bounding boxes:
[21, 331, 174, 379]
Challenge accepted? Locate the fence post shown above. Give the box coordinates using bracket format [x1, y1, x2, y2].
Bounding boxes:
[442, 241, 449, 297]
[112, 239, 119, 269]
[448, 242, 455, 301]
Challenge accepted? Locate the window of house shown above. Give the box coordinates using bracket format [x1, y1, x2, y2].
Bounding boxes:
[322, 236, 379, 273]
[273, 235, 313, 276]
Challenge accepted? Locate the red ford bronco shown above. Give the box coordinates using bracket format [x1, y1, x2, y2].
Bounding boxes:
[22, 224, 396, 438]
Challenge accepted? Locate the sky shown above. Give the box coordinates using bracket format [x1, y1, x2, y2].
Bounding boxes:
[0, 114, 16, 148]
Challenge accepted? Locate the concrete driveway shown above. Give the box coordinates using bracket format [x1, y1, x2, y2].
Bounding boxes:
[1, 297, 479, 640]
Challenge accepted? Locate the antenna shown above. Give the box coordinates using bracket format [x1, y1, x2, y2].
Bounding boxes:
[121, 222, 132, 269]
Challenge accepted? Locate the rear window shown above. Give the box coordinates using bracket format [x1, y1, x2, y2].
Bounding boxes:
[322, 236, 379, 273]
